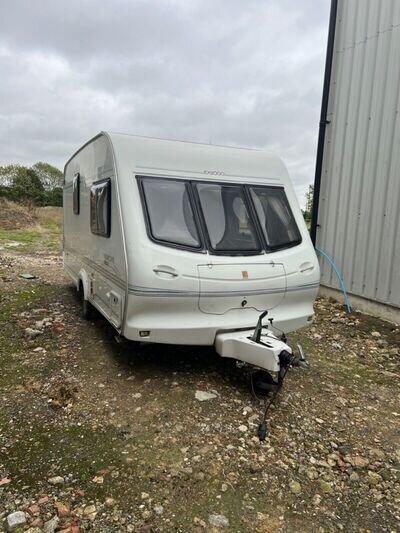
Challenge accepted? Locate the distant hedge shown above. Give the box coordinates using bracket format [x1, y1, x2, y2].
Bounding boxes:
[0, 163, 63, 207]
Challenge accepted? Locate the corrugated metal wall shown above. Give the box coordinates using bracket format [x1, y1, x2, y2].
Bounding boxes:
[316, 0, 400, 310]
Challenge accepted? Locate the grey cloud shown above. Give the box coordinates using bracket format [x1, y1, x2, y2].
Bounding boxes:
[0, 0, 330, 204]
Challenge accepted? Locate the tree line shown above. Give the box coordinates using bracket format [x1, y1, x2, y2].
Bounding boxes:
[302, 184, 314, 226]
[0, 163, 315, 216]
[0, 162, 63, 207]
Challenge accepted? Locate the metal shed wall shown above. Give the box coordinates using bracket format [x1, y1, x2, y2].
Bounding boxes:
[316, 0, 400, 315]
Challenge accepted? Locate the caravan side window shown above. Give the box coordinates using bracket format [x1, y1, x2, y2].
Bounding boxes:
[90, 179, 111, 237]
[249, 186, 301, 250]
[73, 173, 80, 215]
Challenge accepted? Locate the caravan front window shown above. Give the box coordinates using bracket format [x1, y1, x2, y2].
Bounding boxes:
[137, 177, 301, 254]
[141, 178, 201, 249]
[249, 186, 301, 249]
[195, 183, 261, 253]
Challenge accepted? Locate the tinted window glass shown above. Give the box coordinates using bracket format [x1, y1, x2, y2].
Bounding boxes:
[249, 186, 301, 249]
[195, 183, 260, 252]
[142, 179, 200, 248]
[73, 173, 80, 215]
[90, 179, 111, 237]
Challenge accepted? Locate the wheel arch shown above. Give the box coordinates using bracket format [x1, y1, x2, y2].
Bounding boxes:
[78, 269, 90, 300]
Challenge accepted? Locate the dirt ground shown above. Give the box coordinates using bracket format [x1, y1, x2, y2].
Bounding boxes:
[0, 200, 62, 254]
[0, 247, 399, 533]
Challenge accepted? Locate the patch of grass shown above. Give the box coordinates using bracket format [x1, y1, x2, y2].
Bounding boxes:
[0, 284, 53, 317]
[0, 418, 126, 492]
[0, 228, 43, 243]
[42, 220, 61, 233]
[44, 238, 61, 251]
[0, 228, 61, 252]
[36, 206, 63, 231]
[0, 282, 129, 500]
[0, 284, 57, 387]
[0, 204, 62, 252]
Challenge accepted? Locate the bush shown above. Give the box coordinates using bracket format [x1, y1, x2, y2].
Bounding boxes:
[0, 163, 63, 207]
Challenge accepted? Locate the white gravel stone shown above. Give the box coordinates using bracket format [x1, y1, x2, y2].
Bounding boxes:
[312, 494, 322, 506]
[43, 516, 59, 533]
[208, 514, 229, 528]
[47, 475, 64, 485]
[195, 390, 217, 401]
[24, 328, 42, 339]
[6, 511, 26, 531]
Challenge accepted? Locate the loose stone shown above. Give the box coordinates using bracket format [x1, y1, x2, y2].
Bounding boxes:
[6, 511, 27, 532]
[208, 514, 230, 528]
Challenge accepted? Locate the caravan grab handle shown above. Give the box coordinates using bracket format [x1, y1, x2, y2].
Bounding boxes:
[153, 266, 178, 278]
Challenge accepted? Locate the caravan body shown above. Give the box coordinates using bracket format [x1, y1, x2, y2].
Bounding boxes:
[63, 132, 319, 356]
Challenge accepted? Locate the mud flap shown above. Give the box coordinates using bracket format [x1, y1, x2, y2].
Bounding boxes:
[215, 330, 292, 373]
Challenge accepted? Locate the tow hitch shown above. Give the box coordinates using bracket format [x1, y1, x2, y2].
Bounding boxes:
[214, 310, 309, 440]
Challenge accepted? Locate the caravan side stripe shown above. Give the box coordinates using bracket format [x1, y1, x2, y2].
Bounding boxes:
[127, 282, 319, 298]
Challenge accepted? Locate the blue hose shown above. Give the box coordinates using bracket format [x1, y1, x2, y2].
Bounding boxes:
[315, 247, 352, 313]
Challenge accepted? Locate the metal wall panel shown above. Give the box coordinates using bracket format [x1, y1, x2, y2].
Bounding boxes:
[316, 0, 400, 309]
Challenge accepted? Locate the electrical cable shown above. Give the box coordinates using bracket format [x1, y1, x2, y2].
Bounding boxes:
[315, 247, 352, 313]
[256, 354, 295, 441]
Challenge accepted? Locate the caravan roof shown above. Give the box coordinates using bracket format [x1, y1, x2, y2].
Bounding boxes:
[66, 132, 290, 186]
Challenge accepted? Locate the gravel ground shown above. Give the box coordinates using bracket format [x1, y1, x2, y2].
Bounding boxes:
[0, 250, 399, 533]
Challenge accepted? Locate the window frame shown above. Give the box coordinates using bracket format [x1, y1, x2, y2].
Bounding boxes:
[90, 178, 111, 238]
[136, 176, 206, 253]
[136, 176, 302, 255]
[192, 181, 264, 256]
[248, 184, 302, 251]
[73, 173, 80, 215]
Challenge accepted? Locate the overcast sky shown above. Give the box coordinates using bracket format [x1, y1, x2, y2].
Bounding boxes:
[0, 0, 330, 205]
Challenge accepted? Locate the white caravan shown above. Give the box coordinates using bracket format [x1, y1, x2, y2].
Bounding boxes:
[63, 132, 320, 373]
